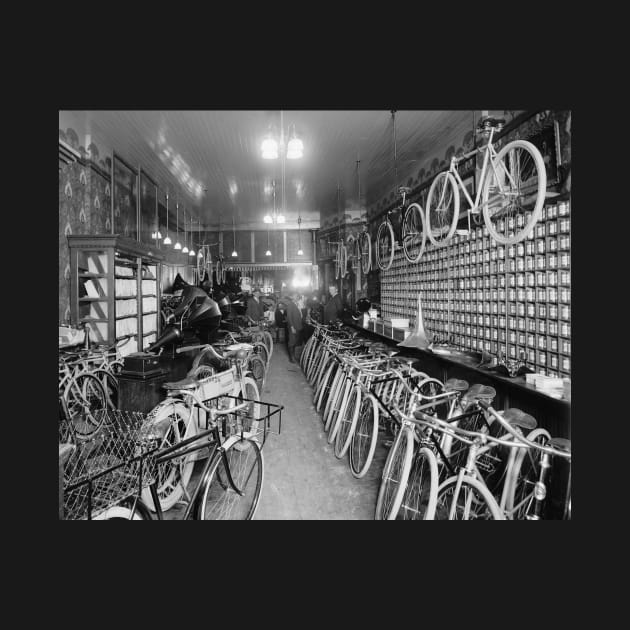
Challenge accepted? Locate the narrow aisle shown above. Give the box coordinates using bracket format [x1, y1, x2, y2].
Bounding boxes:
[255, 341, 388, 520]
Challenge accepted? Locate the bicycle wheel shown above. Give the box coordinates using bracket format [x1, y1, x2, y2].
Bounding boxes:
[196, 437, 263, 520]
[252, 341, 269, 371]
[434, 476, 504, 520]
[65, 373, 108, 439]
[93, 497, 154, 520]
[358, 231, 372, 274]
[316, 361, 337, 412]
[188, 364, 216, 380]
[349, 393, 379, 479]
[324, 369, 346, 431]
[141, 401, 196, 512]
[396, 447, 439, 520]
[247, 355, 267, 397]
[375, 426, 414, 520]
[191, 347, 218, 372]
[482, 140, 546, 245]
[376, 220, 395, 271]
[402, 202, 427, 263]
[506, 428, 551, 519]
[92, 367, 118, 410]
[327, 377, 353, 443]
[426, 172, 459, 247]
[261, 331, 274, 358]
[334, 385, 362, 459]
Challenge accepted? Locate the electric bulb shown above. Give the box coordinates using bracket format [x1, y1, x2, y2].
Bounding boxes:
[174, 241, 182, 250]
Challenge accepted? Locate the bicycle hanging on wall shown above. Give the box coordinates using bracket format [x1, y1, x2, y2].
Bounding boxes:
[425, 115, 546, 247]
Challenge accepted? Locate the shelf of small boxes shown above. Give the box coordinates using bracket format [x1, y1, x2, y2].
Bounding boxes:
[378, 201, 570, 378]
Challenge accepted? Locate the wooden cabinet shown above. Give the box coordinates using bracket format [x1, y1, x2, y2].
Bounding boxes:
[68, 235, 164, 355]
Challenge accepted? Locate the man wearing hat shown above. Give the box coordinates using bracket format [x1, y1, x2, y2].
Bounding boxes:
[246, 288, 266, 324]
[285, 292, 304, 363]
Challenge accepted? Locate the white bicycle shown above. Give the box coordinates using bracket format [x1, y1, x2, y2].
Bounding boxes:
[425, 116, 546, 247]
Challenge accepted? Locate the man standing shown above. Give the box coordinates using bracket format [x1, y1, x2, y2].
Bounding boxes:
[323, 284, 344, 324]
[246, 289, 265, 324]
[285, 293, 304, 363]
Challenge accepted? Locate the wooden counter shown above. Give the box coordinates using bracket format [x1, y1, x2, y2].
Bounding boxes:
[345, 319, 571, 439]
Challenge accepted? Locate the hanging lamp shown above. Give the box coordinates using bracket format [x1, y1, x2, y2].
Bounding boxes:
[286, 123, 303, 159]
[188, 212, 196, 257]
[163, 192, 172, 245]
[197, 219, 203, 257]
[182, 211, 189, 254]
[174, 200, 182, 249]
[231, 213, 238, 257]
[297, 216, 303, 256]
[265, 228, 272, 256]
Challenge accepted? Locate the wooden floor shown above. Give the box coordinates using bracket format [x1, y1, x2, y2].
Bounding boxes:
[253, 342, 389, 520]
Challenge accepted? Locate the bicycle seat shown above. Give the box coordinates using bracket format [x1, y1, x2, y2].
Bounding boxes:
[445, 378, 469, 392]
[500, 408, 537, 431]
[549, 437, 571, 453]
[163, 377, 198, 390]
[464, 384, 497, 400]
[477, 116, 505, 131]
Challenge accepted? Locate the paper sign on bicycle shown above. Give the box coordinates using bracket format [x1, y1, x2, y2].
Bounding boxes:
[197, 367, 237, 401]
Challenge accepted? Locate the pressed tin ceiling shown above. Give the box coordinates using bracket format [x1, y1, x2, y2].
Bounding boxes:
[59, 110, 478, 230]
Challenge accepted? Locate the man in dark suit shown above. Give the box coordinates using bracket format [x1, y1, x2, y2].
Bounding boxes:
[323, 284, 344, 324]
[285, 293, 304, 363]
[246, 289, 266, 324]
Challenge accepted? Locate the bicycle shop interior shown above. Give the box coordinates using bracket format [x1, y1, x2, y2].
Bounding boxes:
[59, 109, 571, 520]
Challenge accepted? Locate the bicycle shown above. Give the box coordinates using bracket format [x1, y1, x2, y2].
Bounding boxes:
[429, 401, 571, 519]
[425, 116, 546, 247]
[376, 187, 427, 270]
[62, 395, 282, 520]
[141, 344, 261, 513]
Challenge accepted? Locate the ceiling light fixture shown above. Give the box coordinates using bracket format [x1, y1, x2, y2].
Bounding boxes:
[260, 115, 303, 161]
[189, 213, 196, 257]
[231, 213, 238, 257]
[286, 123, 304, 160]
[182, 211, 189, 254]
[174, 200, 182, 249]
[198, 219, 203, 257]
[265, 228, 272, 256]
[163, 192, 172, 245]
[297, 216, 303, 256]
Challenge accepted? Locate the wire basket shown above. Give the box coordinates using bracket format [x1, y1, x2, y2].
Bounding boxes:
[61, 410, 160, 520]
[196, 395, 283, 450]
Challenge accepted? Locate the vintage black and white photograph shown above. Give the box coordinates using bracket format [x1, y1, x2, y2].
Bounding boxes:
[59, 109, 571, 520]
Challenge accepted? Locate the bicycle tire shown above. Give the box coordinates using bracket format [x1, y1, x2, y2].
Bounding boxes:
[334, 385, 362, 459]
[64, 373, 108, 439]
[402, 202, 427, 263]
[301, 335, 316, 373]
[315, 361, 337, 413]
[358, 231, 372, 274]
[426, 171, 460, 247]
[252, 341, 270, 371]
[141, 400, 197, 512]
[375, 426, 414, 520]
[349, 393, 380, 478]
[396, 447, 439, 520]
[261, 331, 274, 358]
[196, 437, 263, 520]
[376, 220, 395, 271]
[323, 368, 345, 431]
[506, 427, 551, 519]
[327, 376, 352, 440]
[93, 497, 154, 520]
[247, 355, 267, 397]
[482, 139, 546, 245]
[435, 475, 504, 520]
[91, 367, 118, 411]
